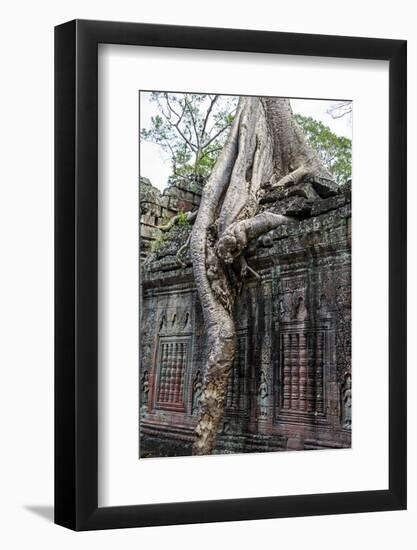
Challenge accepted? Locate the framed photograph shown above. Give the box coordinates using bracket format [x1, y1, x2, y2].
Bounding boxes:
[55, 19, 406, 530]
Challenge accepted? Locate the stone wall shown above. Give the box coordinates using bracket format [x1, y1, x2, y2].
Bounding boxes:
[139, 175, 204, 259]
[140, 185, 352, 457]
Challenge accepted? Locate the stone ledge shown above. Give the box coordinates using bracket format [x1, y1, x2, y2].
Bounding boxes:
[142, 203, 351, 284]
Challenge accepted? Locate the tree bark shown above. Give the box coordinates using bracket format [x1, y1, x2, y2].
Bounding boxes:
[190, 96, 334, 455]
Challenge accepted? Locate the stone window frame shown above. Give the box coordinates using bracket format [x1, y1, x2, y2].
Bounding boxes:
[274, 318, 334, 424]
[153, 335, 192, 413]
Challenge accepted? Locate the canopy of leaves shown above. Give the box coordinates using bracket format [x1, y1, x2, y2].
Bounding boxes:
[141, 92, 238, 178]
[294, 114, 351, 185]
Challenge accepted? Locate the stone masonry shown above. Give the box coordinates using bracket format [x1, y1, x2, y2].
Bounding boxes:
[139, 179, 352, 457]
[139, 175, 204, 259]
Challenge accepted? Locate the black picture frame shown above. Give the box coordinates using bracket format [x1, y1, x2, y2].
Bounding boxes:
[55, 19, 407, 531]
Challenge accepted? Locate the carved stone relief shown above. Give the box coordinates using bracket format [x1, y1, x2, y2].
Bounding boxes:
[341, 372, 352, 429]
[191, 370, 203, 415]
[140, 202, 351, 454]
[257, 370, 269, 418]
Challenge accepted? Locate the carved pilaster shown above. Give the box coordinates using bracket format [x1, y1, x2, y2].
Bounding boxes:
[298, 331, 308, 412]
[315, 331, 324, 414]
[282, 333, 291, 410]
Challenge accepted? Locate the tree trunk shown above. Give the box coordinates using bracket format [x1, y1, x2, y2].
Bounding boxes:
[190, 96, 333, 455]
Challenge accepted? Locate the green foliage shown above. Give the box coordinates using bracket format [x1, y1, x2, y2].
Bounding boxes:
[141, 92, 238, 178]
[294, 114, 352, 185]
[150, 231, 167, 252]
[177, 210, 189, 226]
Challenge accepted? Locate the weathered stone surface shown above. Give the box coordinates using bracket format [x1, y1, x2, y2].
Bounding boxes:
[257, 175, 345, 219]
[139, 174, 204, 260]
[140, 194, 352, 457]
[307, 175, 339, 198]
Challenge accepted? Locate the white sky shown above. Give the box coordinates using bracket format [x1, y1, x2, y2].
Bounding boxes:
[140, 92, 352, 191]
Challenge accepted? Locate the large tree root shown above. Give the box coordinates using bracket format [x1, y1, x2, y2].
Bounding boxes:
[175, 232, 191, 267]
[216, 212, 293, 264]
[192, 213, 293, 455]
[190, 96, 334, 455]
[159, 209, 197, 232]
[192, 321, 236, 455]
[274, 165, 309, 188]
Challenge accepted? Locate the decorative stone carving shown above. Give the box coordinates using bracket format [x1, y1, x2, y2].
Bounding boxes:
[140, 370, 149, 408]
[192, 370, 203, 415]
[257, 370, 269, 418]
[318, 293, 330, 318]
[156, 340, 187, 409]
[140, 196, 351, 456]
[182, 310, 190, 329]
[295, 296, 308, 321]
[279, 328, 326, 415]
[341, 372, 352, 429]
[158, 312, 167, 332]
[278, 294, 293, 322]
[222, 421, 230, 435]
[225, 336, 248, 412]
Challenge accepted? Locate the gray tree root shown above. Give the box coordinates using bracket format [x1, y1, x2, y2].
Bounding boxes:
[190, 96, 334, 455]
[159, 209, 197, 232]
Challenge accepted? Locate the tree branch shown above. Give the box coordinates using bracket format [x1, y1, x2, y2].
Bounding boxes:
[159, 94, 198, 153]
[201, 95, 218, 140]
[164, 93, 184, 124]
[202, 123, 231, 149]
[184, 97, 200, 149]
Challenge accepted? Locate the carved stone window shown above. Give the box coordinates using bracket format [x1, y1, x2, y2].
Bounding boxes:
[225, 335, 248, 413]
[278, 324, 328, 417]
[155, 338, 189, 411]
